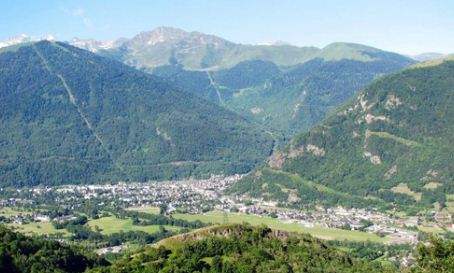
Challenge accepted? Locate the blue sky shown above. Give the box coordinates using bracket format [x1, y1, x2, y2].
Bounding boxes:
[1, 0, 453, 54]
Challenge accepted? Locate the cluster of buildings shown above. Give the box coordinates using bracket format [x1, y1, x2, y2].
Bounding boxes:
[0, 211, 77, 225]
[2, 174, 245, 213]
[1, 174, 453, 247]
[217, 201, 422, 244]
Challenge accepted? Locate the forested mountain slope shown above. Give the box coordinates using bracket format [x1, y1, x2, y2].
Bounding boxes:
[78, 27, 415, 138]
[152, 53, 414, 137]
[0, 41, 273, 186]
[231, 59, 454, 211]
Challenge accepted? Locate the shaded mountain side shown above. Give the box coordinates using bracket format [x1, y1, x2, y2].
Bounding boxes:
[0, 41, 273, 186]
[231, 59, 454, 211]
[152, 55, 414, 138]
[150, 60, 282, 105]
[227, 55, 414, 136]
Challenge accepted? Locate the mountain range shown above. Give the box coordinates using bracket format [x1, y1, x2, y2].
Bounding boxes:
[410, 52, 453, 62]
[139, 30, 415, 137]
[0, 41, 273, 186]
[1, 28, 449, 68]
[1, 27, 450, 202]
[0, 34, 56, 49]
[95, 27, 417, 71]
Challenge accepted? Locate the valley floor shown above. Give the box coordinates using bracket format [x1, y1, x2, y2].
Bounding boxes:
[1, 174, 452, 267]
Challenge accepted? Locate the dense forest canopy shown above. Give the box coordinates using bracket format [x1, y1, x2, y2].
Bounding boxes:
[0, 226, 108, 273]
[150, 52, 414, 138]
[0, 41, 273, 186]
[232, 60, 454, 211]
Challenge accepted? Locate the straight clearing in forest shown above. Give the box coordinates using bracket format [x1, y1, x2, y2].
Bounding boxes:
[367, 131, 421, 147]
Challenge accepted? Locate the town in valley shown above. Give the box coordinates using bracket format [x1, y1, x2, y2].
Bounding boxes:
[2, 174, 452, 251]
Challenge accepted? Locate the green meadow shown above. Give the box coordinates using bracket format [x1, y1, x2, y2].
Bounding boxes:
[86, 216, 179, 235]
[8, 222, 69, 237]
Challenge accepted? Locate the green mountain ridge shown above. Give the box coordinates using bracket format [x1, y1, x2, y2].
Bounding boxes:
[100, 26, 413, 71]
[152, 54, 414, 138]
[232, 60, 454, 211]
[0, 41, 273, 186]
[73, 27, 415, 141]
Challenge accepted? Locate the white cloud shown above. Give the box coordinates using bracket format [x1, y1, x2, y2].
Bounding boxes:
[65, 8, 85, 17]
[62, 7, 94, 29]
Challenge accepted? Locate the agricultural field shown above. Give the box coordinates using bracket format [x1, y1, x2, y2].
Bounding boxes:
[0, 207, 32, 217]
[172, 211, 384, 242]
[126, 206, 160, 215]
[86, 216, 179, 235]
[7, 222, 69, 237]
[417, 224, 445, 234]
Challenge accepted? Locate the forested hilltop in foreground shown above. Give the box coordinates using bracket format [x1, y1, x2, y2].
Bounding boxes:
[0, 226, 108, 272]
[1, 224, 453, 273]
[0, 41, 273, 187]
[231, 59, 454, 212]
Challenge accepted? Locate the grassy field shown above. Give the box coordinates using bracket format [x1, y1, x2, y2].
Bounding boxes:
[126, 206, 160, 214]
[173, 211, 383, 242]
[0, 207, 32, 217]
[1, 207, 69, 237]
[86, 216, 179, 235]
[8, 222, 69, 237]
[418, 224, 445, 234]
[391, 183, 422, 201]
[423, 182, 442, 190]
[446, 202, 454, 213]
